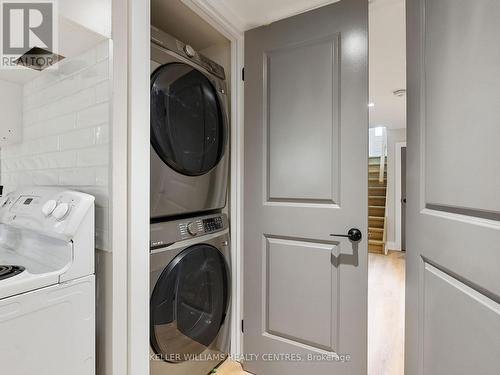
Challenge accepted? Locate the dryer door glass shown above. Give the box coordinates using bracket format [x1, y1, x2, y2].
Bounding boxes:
[151, 62, 226, 176]
[150, 244, 229, 362]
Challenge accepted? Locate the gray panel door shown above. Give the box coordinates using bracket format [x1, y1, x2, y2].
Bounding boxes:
[243, 1, 368, 374]
[406, 1, 500, 374]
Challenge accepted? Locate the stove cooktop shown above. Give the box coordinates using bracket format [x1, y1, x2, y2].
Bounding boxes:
[0, 265, 25, 280]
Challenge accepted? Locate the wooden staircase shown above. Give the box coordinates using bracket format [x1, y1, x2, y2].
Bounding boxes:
[368, 157, 387, 254]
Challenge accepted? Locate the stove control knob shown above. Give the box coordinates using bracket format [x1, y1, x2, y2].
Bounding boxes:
[52, 202, 70, 220]
[42, 200, 57, 217]
[187, 221, 197, 236]
[184, 44, 196, 58]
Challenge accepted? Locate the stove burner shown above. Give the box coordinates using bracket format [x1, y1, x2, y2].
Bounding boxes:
[0, 265, 25, 280]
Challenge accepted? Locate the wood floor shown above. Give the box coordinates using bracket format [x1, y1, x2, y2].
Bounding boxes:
[215, 360, 250, 375]
[216, 251, 405, 375]
[368, 251, 405, 375]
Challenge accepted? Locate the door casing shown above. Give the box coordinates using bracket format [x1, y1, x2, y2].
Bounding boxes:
[395, 141, 407, 251]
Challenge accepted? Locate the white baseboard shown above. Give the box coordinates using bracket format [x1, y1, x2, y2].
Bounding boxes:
[385, 241, 401, 252]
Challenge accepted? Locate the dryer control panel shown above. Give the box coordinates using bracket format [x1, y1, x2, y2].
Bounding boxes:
[151, 25, 226, 81]
[150, 213, 229, 250]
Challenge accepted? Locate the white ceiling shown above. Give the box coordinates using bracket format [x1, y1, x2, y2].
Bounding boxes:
[205, 0, 341, 31]
[369, 0, 406, 129]
[205, 0, 406, 129]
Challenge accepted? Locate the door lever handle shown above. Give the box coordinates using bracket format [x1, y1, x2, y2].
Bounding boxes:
[330, 228, 362, 242]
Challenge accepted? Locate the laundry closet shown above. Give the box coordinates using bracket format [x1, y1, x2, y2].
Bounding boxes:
[148, 1, 234, 375]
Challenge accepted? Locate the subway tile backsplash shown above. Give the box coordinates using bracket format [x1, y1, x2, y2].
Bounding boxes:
[1, 40, 112, 251]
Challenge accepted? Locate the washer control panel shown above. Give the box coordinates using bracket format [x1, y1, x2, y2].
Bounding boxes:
[179, 215, 226, 238]
[150, 213, 229, 250]
[203, 216, 224, 232]
[179, 219, 203, 237]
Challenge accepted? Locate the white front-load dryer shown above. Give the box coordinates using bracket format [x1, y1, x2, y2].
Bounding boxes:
[150, 26, 230, 220]
[150, 213, 231, 375]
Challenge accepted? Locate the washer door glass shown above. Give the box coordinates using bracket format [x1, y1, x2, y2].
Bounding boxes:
[151, 62, 226, 176]
[150, 244, 229, 362]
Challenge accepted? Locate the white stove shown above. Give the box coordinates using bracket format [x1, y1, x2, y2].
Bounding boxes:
[0, 187, 95, 375]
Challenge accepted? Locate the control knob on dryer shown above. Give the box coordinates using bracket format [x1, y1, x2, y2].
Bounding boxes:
[187, 221, 198, 236]
[184, 44, 196, 58]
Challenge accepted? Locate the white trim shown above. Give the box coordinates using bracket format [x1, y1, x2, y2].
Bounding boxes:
[110, 0, 129, 373]
[128, 0, 150, 373]
[181, 0, 246, 357]
[183, 0, 245, 37]
[385, 241, 397, 252]
[229, 38, 245, 358]
[394, 142, 406, 251]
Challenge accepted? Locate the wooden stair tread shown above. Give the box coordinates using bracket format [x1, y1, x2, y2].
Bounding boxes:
[368, 240, 385, 254]
[369, 216, 385, 220]
[368, 226, 384, 241]
[369, 188, 387, 196]
[369, 180, 387, 185]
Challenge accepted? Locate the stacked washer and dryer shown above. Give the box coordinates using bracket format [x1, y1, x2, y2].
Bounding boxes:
[149, 26, 231, 375]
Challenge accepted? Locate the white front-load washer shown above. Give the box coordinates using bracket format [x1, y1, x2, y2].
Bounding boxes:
[150, 213, 231, 375]
[0, 187, 95, 375]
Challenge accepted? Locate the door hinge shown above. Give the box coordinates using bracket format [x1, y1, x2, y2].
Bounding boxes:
[241, 67, 245, 81]
[241, 319, 244, 333]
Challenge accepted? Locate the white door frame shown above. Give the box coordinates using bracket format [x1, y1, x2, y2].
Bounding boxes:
[128, 0, 151, 373]
[109, 0, 130, 374]
[394, 141, 406, 251]
[181, 0, 246, 356]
